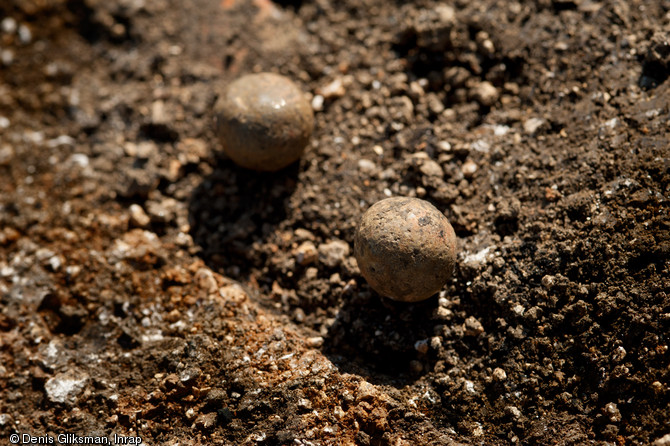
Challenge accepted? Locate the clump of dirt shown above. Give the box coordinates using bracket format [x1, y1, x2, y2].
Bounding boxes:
[0, 0, 668, 444]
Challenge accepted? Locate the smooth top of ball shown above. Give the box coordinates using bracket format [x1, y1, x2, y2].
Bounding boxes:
[215, 72, 314, 171]
[354, 197, 457, 302]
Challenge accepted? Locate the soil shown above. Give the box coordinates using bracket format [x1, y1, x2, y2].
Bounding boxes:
[0, 0, 668, 445]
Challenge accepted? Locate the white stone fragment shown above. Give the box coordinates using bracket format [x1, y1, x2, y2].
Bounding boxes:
[45, 371, 89, 405]
[311, 94, 324, 111]
[1, 49, 14, 66]
[18, 24, 31, 44]
[68, 153, 89, 168]
[129, 204, 151, 228]
[47, 135, 75, 148]
[1, 17, 17, 34]
[357, 159, 376, 173]
[463, 246, 492, 265]
[523, 118, 546, 135]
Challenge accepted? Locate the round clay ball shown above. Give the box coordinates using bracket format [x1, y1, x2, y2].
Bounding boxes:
[215, 72, 314, 171]
[354, 197, 457, 302]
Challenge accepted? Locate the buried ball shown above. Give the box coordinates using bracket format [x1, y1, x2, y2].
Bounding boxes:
[215, 72, 314, 171]
[354, 197, 457, 302]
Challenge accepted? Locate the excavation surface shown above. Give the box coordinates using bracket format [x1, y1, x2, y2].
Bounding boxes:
[0, 0, 668, 444]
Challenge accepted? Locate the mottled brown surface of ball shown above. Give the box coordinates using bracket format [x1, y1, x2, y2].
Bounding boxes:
[354, 197, 457, 302]
[215, 72, 314, 171]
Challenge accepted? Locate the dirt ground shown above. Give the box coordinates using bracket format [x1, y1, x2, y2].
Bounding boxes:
[0, 0, 669, 444]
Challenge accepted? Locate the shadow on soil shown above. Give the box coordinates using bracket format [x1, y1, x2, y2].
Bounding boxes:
[188, 159, 299, 280]
[322, 290, 441, 387]
[188, 157, 456, 388]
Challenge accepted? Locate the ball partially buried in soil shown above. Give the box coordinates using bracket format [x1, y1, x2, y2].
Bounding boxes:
[215, 72, 314, 171]
[354, 197, 457, 302]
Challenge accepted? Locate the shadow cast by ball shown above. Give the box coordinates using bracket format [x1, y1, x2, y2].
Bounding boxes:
[188, 158, 299, 280]
[322, 288, 441, 387]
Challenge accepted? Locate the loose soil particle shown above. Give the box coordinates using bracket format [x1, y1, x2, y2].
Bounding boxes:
[0, 0, 668, 445]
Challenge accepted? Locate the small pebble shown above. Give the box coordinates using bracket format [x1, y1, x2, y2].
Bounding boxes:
[379, 168, 395, 180]
[356, 381, 379, 402]
[0, 413, 13, 426]
[651, 381, 663, 393]
[176, 138, 209, 164]
[471, 423, 484, 437]
[305, 267, 318, 280]
[125, 141, 157, 159]
[492, 367, 507, 382]
[524, 117, 546, 135]
[464, 316, 484, 336]
[294, 241, 318, 266]
[409, 360, 423, 374]
[505, 405, 522, 420]
[604, 402, 621, 423]
[215, 72, 314, 171]
[433, 307, 453, 320]
[358, 159, 376, 173]
[146, 197, 179, 224]
[612, 346, 627, 362]
[316, 77, 346, 99]
[354, 197, 457, 302]
[195, 412, 217, 431]
[461, 159, 478, 178]
[318, 239, 350, 268]
[48, 255, 63, 272]
[414, 339, 429, 354]
[427, 93, 445, 114]
[311, 94, 324, 111]
[0, 50, 13, 66]
[333, 406, 345, 419]
[541, 275, 556, 289]
[44, 371, 89, 405]
[293, 228, 315, 241]
[419, 159, 443, 177]
[1, 17, 17, 34]
[297, 398, 313, 411]
[17, 24, 31, 44]
[129, 204, 151, 228]
[436, 141, 452, 152]
[179, 367, 201, 384]
[306, 336, 324, 348]
[46, 135, 75, 148]
[471, 81, 498, 106]
[195, 268, 218, 294]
